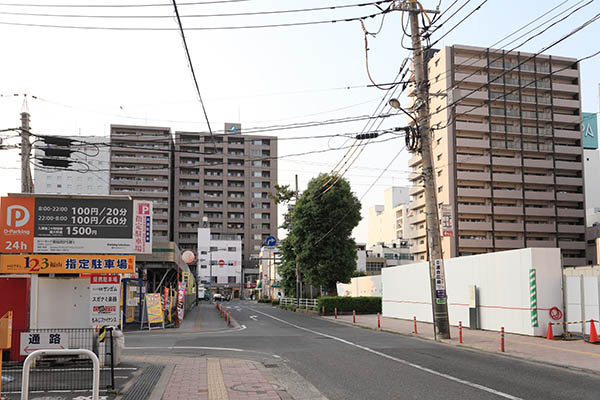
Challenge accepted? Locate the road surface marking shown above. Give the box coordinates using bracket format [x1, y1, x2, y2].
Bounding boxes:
[250, 308, 522, 400]
[249, 315, 258, 321]
[125, 345, 245, 352]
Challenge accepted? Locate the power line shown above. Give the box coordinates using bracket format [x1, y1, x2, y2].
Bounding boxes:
[0, 0, 252, 8]
[0, 9, 387, 30]
[426, 0, 488, 48]
[0, 1, 393, 19]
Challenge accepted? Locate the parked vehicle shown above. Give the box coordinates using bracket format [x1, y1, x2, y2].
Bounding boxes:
[213, 293, 224, 301]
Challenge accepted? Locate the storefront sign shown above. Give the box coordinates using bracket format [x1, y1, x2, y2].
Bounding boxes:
[20, 332, 69, 355]
[0, 254, 135, 274]
[0, 195, 152, 254]
[145, 293, 164, 324]
[441, 204, 454, 237]
[90, 275, 121, 326]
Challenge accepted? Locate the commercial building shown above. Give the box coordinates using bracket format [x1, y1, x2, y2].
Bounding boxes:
[408, 45, 586, 266]
[356, 241, 413, 275]
[367, 186, 410, 248]
[110, 125, 174, 241]
[257, 246, 282, 299]
[197, 227, 243, 298]
[174, 129, 278, 272]
[34, 136, 110, 195]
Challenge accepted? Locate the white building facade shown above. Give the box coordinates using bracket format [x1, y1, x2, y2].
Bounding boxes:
[197, 228, 242, 297]
[367, 187, 410, 248]
[34, 136, 110, 195]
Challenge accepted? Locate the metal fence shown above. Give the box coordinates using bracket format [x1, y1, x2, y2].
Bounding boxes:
[280, 298, 318, 308]
[1, 328, 115, 396]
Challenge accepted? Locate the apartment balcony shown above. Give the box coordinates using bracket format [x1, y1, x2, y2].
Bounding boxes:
[553, 67, 578, 78]
[459, 238, 493, 248]
[457, 154, 489, 165]
[457, 171, 491, 181]
[454, 56, 487, 68]
[526, 223, 556, 233]
[493, 189, 522, 199]
[556, 192, 584, 202]
[558, 240, 586, 250]
[493, 173, 522, 183]
[408, 171, 422, 181]
[525, 206, 555, 216]
[524, 175, 553, 184]
[555, 160, 582, 170]
[494, 206, 523, 216]
[458, 188, 491, 197]
[555, 177, 583, 186]
[557, 224, 585, 234]
[492, 156, 521, 167]
[458, 221, 492, 231]
[408, 154, 422, 167]
[409, 212, 427, 224]
[456, 105, 488, 117]
[526, 240, 556, 248]
[413, 242, 428, 254]
[563, 257, 587, 267]
[456, 137, 490, 149]
[455, 89, 488, 101]
[524, 191, 554, 201]
[553, 98, 580, 108]
[557, 208, 584, 218]
[554, 129, 580, 139]
[458, 204, 491, 214]
[409, 185, 424, 196]
[494, 222, 524, 231]
[523, 159, 553, 169]
[554, 114, 581, 124]
[495, 239, 524, 249]
[554, 145, 581, 155]
[455, 72, 487, 85]
[552, 82, 579, 93]
[456, 121, 488, 133]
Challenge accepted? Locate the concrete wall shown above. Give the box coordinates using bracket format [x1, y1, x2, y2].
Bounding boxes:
[337, 275, 382, 297]
[382, 248, 564, 336]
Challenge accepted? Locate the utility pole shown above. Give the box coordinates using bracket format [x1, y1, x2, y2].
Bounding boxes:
[20, 111, 33, 193]
[406, 1, 450, 339]
[295, 174, 300, 306]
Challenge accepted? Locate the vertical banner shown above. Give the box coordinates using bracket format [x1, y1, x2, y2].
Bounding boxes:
[177, 281, 186, 325]
[582, 112, 599, 149]
[133, 200, 153, 254]
[90, 275, 121, 326]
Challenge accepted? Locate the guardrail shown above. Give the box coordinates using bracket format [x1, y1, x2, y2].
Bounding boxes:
[280, 298, 318, 308]
[21, 349, 100, 400]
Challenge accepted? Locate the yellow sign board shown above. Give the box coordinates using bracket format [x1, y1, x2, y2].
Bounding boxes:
[145, 293, 163, 324]
[0, 254, 135, 274]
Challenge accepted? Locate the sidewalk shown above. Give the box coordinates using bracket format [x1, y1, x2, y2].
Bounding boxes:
[325, 314, 600, 374]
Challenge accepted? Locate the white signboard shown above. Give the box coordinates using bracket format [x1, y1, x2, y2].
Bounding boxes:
[441, 204, 454, 237]
[20, 332, 70, 355]
[90, 275, 121, 326]
[434, 259, 447, 304]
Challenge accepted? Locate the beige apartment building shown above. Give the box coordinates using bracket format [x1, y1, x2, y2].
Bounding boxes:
[110, 125, 174, 241]
[174, 130, 278, 270]
[368, 186, 410, 247]
[408, 45, 586, 267]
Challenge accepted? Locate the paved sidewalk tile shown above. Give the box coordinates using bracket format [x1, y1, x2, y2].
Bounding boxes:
[326, 314, 600, 374]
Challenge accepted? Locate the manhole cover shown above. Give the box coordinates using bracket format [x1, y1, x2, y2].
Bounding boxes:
[230, 382, 282, 393]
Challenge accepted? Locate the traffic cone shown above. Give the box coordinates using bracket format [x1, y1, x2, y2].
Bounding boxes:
[589, 319, 599, 343]
[546, 322, 553, 340]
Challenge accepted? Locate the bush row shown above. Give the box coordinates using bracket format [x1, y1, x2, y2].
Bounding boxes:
[257, 298, 280, 305]
[317, 296, 381, 315]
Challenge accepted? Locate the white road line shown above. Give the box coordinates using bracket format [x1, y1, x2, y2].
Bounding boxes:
[249, 308, 522, 400]
[125, 324, 246, 337]
[249, 315, 258, 321]
[124, 345, 246, 352]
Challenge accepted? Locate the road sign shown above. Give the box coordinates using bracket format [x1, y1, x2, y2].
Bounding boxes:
[265, 235, 277, 247]
[20, 332, 69, 355]
[218, 260, 225, 267]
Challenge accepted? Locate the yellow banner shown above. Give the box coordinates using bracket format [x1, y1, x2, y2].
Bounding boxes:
[0, 254, 135, 274]
[145, 293, 163, 324]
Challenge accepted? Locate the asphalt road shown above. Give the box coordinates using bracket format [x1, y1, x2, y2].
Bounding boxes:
[124, 301, 600, 400]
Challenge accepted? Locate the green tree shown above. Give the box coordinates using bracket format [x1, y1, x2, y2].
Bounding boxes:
[280, 174, 361, 296]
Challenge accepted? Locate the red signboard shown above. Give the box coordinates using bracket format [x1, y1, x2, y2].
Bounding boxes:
[218, 260, 225, 266]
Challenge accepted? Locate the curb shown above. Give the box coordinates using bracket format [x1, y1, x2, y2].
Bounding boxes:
[148, 363, 175, 400]
[322, 316, 600, 378]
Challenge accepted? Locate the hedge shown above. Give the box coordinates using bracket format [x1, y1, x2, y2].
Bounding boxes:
[317, 296, 381, 315]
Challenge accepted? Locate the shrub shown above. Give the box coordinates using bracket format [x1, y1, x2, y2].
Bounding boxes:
[271, 299, 280, 306]
[317, 296, 381, 315]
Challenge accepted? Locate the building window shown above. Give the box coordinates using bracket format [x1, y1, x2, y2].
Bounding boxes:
[438, 186, 443, 193]
[437, 154, 442, 161]
[227, 247, 236, 252]
[228, 276, 237, 283]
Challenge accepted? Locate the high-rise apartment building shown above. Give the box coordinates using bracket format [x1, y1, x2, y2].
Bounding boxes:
[34, 136, 110, 195]
[174, 130, 278, 270]
[110, 125, 174, 241]
[408, 45, 586, 267]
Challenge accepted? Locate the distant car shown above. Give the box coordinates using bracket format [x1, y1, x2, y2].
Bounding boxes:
[213, 293, 224, 301]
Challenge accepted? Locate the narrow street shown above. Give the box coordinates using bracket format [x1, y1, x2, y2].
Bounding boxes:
[122, 301, 600, 400]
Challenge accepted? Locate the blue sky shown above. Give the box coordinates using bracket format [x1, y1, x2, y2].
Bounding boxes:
[0, 0, 598, 243]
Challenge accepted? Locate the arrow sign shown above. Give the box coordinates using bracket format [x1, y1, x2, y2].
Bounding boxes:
[249, 315, 258, 321]
[265, 236, 277, 247]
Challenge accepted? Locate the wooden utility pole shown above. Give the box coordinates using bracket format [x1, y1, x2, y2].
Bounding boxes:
[20, 111, 33, 193]
[406, 1, 450, 339]
[295, 174, 300, 306]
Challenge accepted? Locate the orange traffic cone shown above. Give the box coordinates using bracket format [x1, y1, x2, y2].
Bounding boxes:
[546, 322, 553, 340]
[589, 319, 599, 343]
